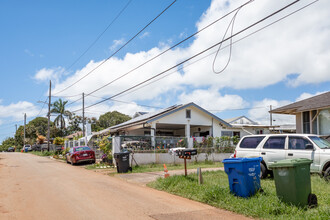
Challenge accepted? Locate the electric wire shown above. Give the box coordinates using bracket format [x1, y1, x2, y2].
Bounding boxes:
[65, 0, 255, 106]
[212, 4, 242, 74]
[65, 0, 133, 72]
[88, 94, 163, 109]
[53, 0, 177, 96]
[71, 0, 301, 113]
[117, 0, 314, 99]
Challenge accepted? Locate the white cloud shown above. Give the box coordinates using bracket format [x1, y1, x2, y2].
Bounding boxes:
[34, 67, 66, 83]
[44, 0, 329, 118]
[248, 99, 295, 126]
[109, 38, 125, 52]
[0, 101, 40, 121]
[296, 91, 327, 102]
[178, 88, 247, 112]
[139, 32, 150, 39]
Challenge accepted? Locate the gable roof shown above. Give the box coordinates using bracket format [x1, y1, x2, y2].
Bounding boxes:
[270, 91, 330, 114]
[109, 102, 231, 131]
[224, 116, 258, 125]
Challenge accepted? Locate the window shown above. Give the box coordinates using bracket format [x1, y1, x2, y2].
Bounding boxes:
[289, 137, 313, 150]
[221, 131, 233, 137]
[303, 111, 310, 133]
[263, 136, 286, 149]
[319, 108, 330, 135]
[186, 109, 191, 119]
[240, 136, 265, 149]
[233, 131, 240, 138]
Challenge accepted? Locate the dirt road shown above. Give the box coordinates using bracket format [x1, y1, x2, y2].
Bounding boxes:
[0, 153, 250, 220]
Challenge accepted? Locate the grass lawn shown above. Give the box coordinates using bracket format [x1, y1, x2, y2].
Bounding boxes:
[85, 161, 222, 173]
[148, 170, 330, 219]
[129, 161, 223, 173]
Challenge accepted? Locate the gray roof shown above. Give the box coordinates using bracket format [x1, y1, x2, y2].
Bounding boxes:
[109, 102, 231, 131]
[271, 91, 330, 114]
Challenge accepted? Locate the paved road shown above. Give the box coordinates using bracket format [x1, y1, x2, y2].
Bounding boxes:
[0, 153, 250, 220]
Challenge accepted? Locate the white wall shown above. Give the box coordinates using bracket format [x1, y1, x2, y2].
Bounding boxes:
[130, 153, 232, 165]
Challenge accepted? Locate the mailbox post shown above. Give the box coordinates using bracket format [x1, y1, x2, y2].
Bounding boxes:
[176, 149, 197, 176]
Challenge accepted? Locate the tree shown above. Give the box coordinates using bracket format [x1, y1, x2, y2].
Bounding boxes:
[14, 117, 57, 147]
[51, 99, 71, 130]
[66, 113, 82, 134]
[99, 111, 131, 129]
[0, 137, 15, 151]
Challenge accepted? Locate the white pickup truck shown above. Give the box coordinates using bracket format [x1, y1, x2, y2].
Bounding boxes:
[233, 134, 330, 180]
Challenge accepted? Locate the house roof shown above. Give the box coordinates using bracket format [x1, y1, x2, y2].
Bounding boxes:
[270, 91, 330, 114]
[224, 116, 258, 125]
[109, 102, 231, 132]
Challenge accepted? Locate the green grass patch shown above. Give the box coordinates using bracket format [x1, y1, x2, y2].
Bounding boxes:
[130, 161, 223, 173]
[28, 151, 53, 156]
[148, 171, 330, 219]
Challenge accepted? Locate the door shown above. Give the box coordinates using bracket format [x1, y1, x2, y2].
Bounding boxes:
[286, 136, 320, 172]
[261, 136, 287, 167]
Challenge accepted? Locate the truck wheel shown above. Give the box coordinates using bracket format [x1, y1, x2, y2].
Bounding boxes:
[324, 167, 330, 182]
[260, 163, 268, 179]
[308, 193, 317, 208]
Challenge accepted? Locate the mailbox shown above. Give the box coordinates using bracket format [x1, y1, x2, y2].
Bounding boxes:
[176, 149, 197, 157]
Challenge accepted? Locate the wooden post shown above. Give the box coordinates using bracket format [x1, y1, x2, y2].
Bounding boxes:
[197, 167, 203, 185]
[184, 157, 187, 176]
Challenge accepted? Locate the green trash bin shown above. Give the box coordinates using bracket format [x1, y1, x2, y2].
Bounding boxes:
[269, 158, 317, 207]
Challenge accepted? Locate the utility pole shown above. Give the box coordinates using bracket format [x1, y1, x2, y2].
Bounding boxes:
[15, 124, 17, 133]
[47, 80, 51, 151]
[270, 105, 273, 126]
[82, 92, 85, 137]
[23, 113, 26, 147]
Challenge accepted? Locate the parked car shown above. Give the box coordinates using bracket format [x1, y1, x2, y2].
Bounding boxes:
[66, 146, 95, 165]
[7, 147, 15, 152]
[233, 134, 330, 180]
[23, 144, 32, 152]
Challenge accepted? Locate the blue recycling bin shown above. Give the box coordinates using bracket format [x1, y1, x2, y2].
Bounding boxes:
[222, 157, 262, 198]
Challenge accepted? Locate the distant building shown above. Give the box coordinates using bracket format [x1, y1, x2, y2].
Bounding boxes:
[223, 116, 277, 137]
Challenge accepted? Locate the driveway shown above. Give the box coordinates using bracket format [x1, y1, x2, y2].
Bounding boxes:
[117, 167, 224, 185]
[0, 153, 250, 220]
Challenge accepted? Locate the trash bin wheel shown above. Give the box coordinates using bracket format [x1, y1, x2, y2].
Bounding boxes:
[308, 193, 317, 208]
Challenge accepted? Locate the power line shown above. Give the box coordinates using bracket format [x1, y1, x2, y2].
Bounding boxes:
[65, 0, 133, 72]
[53, 0, 177, 96]
[66, 0, 255, 106]
[88, 95, 163, 109]
[71, 0, 301, 113]
[207, 106, 268, 112]
[117, 0, 317, 99]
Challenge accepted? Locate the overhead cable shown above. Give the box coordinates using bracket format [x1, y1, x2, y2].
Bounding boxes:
[53, 0, 177, 96]
[70, 0, 301, 113]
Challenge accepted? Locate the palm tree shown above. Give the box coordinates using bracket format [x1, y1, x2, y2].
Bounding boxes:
[51, 99, 72, 130]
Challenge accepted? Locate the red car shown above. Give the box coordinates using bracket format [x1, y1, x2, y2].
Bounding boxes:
[66, 146, 95, 165]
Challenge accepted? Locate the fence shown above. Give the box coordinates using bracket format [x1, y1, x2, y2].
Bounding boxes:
[119, 136, 187, 153]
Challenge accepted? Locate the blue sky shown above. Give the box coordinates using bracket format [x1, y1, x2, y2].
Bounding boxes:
[1, 0, 329, 143]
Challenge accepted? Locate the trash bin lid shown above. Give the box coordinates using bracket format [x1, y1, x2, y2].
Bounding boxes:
[269, 158, 313, 168]
[222, 157, 262, 163]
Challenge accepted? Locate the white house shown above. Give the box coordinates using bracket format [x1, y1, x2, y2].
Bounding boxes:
[223, 116, 276, 137]
[108, 102, 232, 147]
